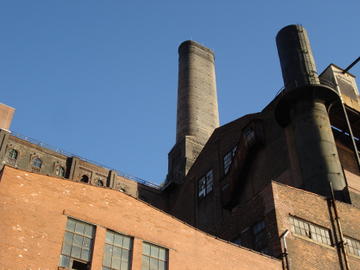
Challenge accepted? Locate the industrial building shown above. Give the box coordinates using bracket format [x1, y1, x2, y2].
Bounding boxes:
[0, 24, 359, 269]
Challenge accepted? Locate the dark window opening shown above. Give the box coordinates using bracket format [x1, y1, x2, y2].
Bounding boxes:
[72, 260, 88, 270]
[56, 166, 66, 177]
[8, 149, 18, 160]
[80, 175, 89, 183]
[32, 157, 42, 169]
[243, 127, 256, 147]
[95, 179, 104, 187]
[252, 220, 269, 254]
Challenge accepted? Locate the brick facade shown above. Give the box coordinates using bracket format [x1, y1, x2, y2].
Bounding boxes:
[0, 166, 281, 270]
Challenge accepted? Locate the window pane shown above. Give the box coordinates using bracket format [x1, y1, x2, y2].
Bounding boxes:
[84, 224, 94, 237]
[159, 248, 166, 260]
[114, 234, 123, 247]
[150, 245, 159, 258]
[62, 242, 71, 256]
[122, 249, 129, 262]
[159, 261, 166, 270]
[83, 237, 91, 249]
[59, 255, 70, 267]
[73, 234, 83, 246]
[112, 254, 121, 269]
[143, 242, 150, 256]
[123, 236, 131, 249]
[103, 245, 112, 267]
[150, 257, 158, 270]
[64, 232, 73, 243]
[121, 260, 129, 270]
[81, 249, 90, 261]
[106, 231, 115, 244]
[71, 245, 81, 258]
[142, 256, 150, 270]
[75, 222, 85, 234]
[67, 219, 76, 232]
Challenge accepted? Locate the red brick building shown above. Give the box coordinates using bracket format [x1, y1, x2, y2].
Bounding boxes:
[0, 166, 281, 270]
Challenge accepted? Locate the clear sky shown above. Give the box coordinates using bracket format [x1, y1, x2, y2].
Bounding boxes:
[0, 1, 359, 184]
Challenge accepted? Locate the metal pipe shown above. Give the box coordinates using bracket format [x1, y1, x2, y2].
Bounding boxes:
[339, 100, 360, 172]
[330, 182, 351, 270]
[280, 230, 290, 270]
[342, 57, 360, 74]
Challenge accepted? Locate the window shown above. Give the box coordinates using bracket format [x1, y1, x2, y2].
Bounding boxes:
[198, 170, 214, 198]
[59, 218, 95, 269]
[56, 166, 66, 177]
[243, 127, 256, 147]
[103, 230, 132, 270]
[32, 157, 42, 169]
[223, 146, 237, 174]
[289, 216, 332, 246]
[252, 221, 268, 253]
[344, 236, 360, 257]
[96, 179, 104, 187]
[8, 149, 18, 160]
[80, 175, 89, 183]
[142, 242, 167, 270]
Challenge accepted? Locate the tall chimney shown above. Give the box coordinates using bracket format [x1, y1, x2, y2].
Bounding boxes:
[176, 40, 219, 144]
[167, 40, 219, 183]
[275, 25, 347, 199]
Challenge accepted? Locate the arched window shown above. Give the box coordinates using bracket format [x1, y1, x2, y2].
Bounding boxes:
[56, 166, 65, 177]
[80, 175, 89, 183]
[95, 179, 104, 187]
[32, 157, 42, 169]
[8, 149, 18, 160]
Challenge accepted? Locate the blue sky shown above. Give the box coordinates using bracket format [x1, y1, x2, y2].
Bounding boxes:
[0, 1, 359, 184]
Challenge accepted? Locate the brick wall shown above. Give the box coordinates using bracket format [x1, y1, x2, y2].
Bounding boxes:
[0, 166, 281, 270]
[273, 181, 360, 270]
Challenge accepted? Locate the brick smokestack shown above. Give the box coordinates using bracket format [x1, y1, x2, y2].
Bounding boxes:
[0, 103, 15, 131]
[176, 40, 219, 145]
[167, 41, 219, 184]
[275, 25, 347, 199]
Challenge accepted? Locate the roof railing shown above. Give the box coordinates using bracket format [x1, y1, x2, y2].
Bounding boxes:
[10, 131, 161, 189]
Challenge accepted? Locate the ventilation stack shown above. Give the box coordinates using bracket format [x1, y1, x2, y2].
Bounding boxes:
[166, 41, 219, 184]
[275, 25, 347, 199]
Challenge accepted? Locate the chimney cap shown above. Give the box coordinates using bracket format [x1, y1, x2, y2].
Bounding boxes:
[178, 40, 214, 56]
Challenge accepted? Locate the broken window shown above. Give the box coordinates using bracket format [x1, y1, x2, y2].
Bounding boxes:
[59, 218, 95, 269]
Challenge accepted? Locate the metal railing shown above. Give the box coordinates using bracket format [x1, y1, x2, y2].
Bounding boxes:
[11, 131, 161, 189]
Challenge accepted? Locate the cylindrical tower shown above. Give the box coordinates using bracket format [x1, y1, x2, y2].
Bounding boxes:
[275, 25, 347, 198]
[167, 41, 220, 183]
[176, 40, 219, 145]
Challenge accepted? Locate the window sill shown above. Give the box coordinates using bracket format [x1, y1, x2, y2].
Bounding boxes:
[292, 233, 335, 250]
